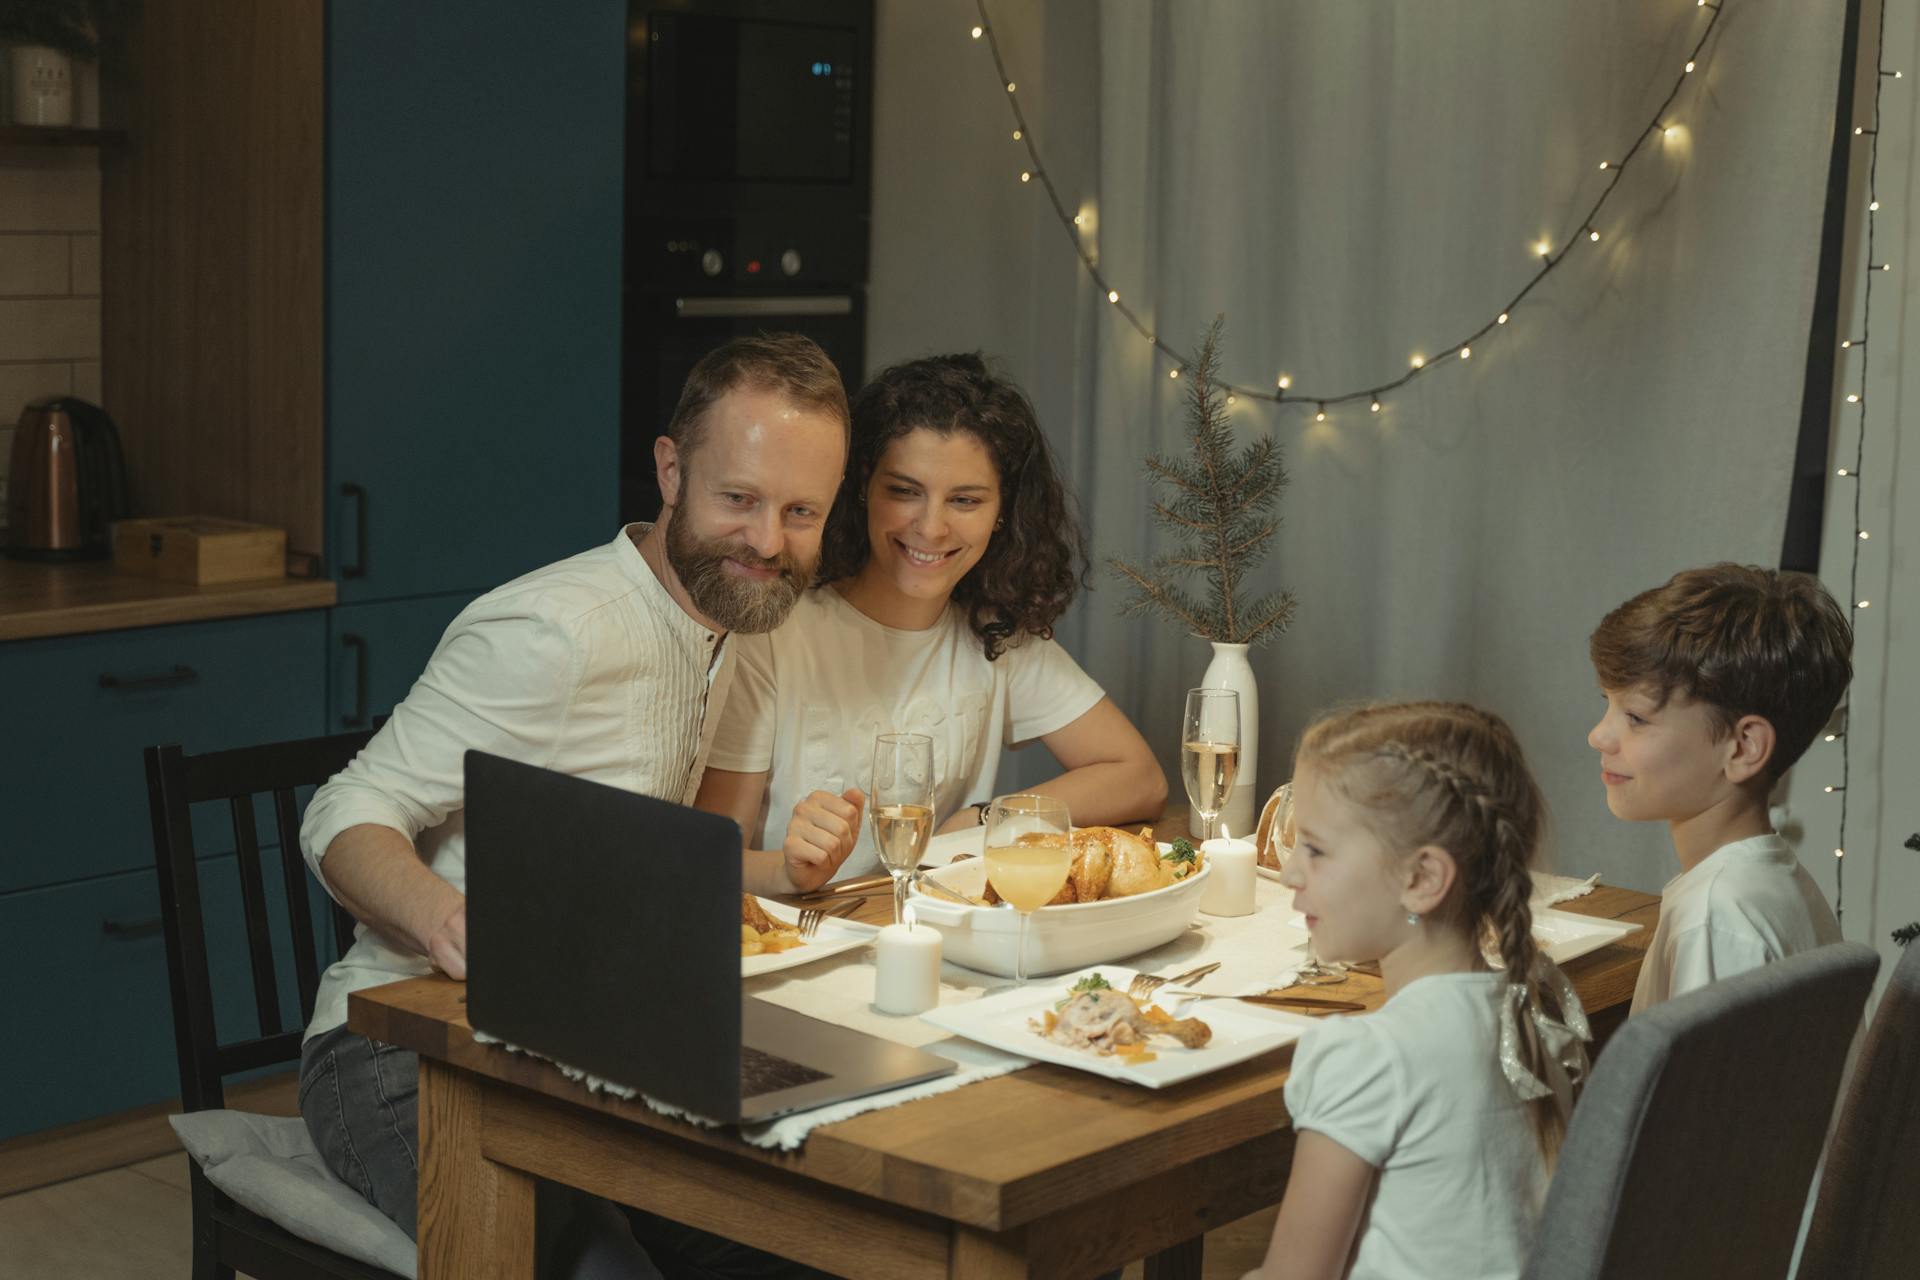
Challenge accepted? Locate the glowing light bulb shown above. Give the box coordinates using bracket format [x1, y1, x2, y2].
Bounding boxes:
[1006, 81, 1016, 93]
[1855, 126, 1865, 135]
[1227, 394, 1237, 405]
[1410, 355, 1425, 369]
[1497, 312, 1509, 324]
[1685, 60, 1696, 73]
[1107, 289, 1119, 303]
[1277, 374, 1291, 389]
[1837, 468, 1851, 476]
[1835, 848, 1846, 859]
[1019, 171, 1031, 183]
[1858, 599, 1871, 608]
[1859, 530, 1870, 539]
[1846, 393, 1860, 403]
[1370, 399, 1382, 413]
[1826, 733, 1838, 742]
[1589, 228, 1601, 242]
[1169, 368, 1180, 379]
[1012, 129, 1022, 140]
[1315, 406, 1327, 422]
[1663, 126, 1678, 139]
[1536, 239, 1552, 257]
[1826, 785, 1839, 793]
[1459, 346, 1472, 360]
[1870, 200, 1880, 211]
[1841, 340, 1852, 349]
[1073, 214, 1085, 226]
[971, 25, 983, 38]
[1599, 161, 1610, 170]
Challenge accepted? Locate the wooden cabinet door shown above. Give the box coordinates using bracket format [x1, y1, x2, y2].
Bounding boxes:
[326, 0, 623, 603]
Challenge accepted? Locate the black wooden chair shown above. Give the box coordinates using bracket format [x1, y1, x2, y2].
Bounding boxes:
[144, 728, 400, 1280]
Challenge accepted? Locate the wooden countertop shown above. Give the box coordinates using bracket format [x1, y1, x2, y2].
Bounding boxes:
[0, 558, 337, 641]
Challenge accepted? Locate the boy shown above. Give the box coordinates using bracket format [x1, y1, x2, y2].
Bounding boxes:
[1587, 562, 1852, 1012]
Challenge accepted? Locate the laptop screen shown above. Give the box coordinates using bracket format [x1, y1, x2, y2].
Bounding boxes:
[464, 750, 748, 1121]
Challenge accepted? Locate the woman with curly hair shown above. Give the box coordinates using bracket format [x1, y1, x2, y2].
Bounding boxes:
[697, 352, 1167, 892]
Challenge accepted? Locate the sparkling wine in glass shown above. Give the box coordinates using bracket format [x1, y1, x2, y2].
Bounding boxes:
[871, 733, 935, 924]
[1269, 780, 1347, 988]
[1182, 688, 1241, 840]
[982, 794, 1072, 986]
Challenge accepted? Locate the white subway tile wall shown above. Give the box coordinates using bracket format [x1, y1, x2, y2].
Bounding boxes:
[0, 149, 103, 526]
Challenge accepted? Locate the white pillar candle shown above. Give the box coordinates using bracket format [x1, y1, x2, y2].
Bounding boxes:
[1199, 834, 1257, 917]
[873, 916, 942, 1015]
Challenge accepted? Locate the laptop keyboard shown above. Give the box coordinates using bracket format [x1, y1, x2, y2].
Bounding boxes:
[741, 1044, 831, 1098]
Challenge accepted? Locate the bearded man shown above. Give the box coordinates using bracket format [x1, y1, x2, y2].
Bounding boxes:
[294, 334, 856, 1275]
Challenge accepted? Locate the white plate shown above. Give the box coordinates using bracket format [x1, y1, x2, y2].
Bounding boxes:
[1531, 907, 1643, 965]
[741, 897, 878, 977]
[920, 965, 1316, 1088]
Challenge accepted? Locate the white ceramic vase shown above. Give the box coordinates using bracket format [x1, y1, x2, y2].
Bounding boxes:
[1188, 640, 1258, 839]
[10, 46, 75, 127]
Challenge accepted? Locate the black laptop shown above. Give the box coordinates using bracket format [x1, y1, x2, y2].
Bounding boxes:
[464, 750, 955, 1124]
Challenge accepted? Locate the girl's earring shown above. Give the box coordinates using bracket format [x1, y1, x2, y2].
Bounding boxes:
[1405, 910, 1420, 927]
[994, 517, 1005, 530]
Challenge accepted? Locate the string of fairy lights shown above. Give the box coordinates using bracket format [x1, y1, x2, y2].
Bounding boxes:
[969, 0, 1729, 416]
[1827, 0, 1904, 933]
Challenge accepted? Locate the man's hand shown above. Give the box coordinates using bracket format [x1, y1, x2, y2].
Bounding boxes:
[424, 899, 468, 980]
[781, 787, 866, 892]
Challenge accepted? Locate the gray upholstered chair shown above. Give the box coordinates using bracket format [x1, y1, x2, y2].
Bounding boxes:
[1797, 938, 1920, 1279]
[1524, 941, 1879, 1280]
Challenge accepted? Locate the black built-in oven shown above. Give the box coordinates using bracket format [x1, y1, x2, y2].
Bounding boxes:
[622, 0, 874, 523]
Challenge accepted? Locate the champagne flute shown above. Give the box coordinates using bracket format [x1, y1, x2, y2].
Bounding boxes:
[982, 794, 1073, 986]
[870, 733, 935, 925]
[1268, 781, 1347, 987]
[1182, 688, 1241, 841]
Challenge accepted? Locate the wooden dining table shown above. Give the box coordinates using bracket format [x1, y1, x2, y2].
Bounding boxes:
[348, 813, 1661, 1279]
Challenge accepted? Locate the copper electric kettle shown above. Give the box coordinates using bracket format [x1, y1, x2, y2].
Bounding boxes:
[4, 396, 130, 560]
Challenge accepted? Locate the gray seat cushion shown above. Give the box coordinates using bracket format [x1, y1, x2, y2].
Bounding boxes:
[169, 1110, 415, 1278]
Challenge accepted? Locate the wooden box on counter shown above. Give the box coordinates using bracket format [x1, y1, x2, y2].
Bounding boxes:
[112, 517, 287, 585]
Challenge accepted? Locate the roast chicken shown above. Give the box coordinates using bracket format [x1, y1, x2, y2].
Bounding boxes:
[1044, 988, 1212, 1052]
[979, 825, 1183, 906]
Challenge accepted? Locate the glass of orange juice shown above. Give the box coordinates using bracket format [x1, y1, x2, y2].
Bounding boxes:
[983, 794, 1073, 986]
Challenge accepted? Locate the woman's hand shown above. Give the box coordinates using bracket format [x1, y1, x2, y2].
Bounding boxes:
[781, 787, 867, 892]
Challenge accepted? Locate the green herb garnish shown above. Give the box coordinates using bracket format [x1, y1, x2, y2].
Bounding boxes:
[1164, 838, 1199, 878]
[1056, 972, 1113, 1008]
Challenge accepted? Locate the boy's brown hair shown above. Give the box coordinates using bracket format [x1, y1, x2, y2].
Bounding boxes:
[1588, 563, 1853, 782]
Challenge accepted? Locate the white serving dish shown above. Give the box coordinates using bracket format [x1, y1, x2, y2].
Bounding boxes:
[741, 897, 878, 978]
[920, 964, 1314, 1088]
[906, 853, 1211, 978]
[1272, 906, 1642, 969]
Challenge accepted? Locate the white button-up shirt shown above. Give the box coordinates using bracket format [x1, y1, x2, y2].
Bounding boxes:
[300, 525, 732, 1040]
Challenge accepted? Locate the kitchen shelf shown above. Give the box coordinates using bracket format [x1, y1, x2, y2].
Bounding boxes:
[0, 558, 335, 642]
[0, 125, 127, 148]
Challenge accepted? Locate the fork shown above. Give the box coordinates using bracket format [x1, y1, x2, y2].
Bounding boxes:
[796, 898, 863, 939]
[1127, 961, 1222, 1000]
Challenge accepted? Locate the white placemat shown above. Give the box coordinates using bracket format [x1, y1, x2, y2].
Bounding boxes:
[470, 879, 1314, 1151]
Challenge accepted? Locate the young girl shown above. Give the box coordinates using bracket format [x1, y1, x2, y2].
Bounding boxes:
[1253, 701, 1590, 1280]
[698, 353, 1166, 893]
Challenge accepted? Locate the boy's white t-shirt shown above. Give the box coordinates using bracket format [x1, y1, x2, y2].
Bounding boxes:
[1630, 832, 1842, 1013]
[1283, 972, 1549, 1280]
[705, 586, 1106, 880]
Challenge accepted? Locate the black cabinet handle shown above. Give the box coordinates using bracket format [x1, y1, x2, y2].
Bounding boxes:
[99, 665, 198, 692]
[102, 916, 164, 939]
[340, 482, 368, 579]
[342, 633, 369, 726]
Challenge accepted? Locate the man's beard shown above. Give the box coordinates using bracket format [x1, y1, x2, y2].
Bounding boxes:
[664, 511, 814, 634]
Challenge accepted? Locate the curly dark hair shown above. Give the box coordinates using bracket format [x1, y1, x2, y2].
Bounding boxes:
[817, 353, 1087, 660]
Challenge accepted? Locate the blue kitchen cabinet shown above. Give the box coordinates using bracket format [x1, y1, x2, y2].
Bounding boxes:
[0, 612, 327, 896]
[326, 594, 477, 732]
[326, 0, 624, 604]
[0, 850, 339, 1141]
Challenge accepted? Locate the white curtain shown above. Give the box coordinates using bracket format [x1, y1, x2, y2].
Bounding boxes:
[870, 0, 1846, 893]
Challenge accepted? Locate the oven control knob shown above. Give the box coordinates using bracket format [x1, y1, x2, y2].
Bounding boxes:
[701, 249, 724, 277]
[780, 249, 803, 277]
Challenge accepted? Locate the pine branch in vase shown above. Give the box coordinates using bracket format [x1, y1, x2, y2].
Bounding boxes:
[1107, 316, 1297, 645]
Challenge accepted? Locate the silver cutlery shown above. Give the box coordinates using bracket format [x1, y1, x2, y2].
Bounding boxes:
[1127, 961, 1223, 1000]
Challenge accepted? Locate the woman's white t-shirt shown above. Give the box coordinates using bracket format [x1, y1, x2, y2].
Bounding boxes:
[1283, 972, 1550, 1280]
[706, 586, 1106, 880]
